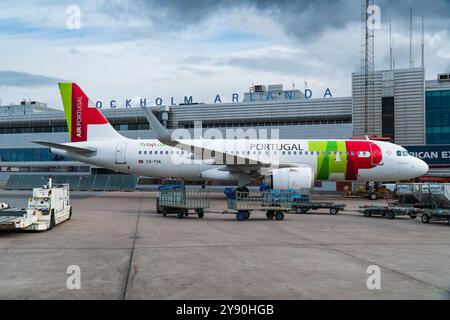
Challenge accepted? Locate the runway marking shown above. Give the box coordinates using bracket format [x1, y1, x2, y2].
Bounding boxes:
[121, 196, 143, 300]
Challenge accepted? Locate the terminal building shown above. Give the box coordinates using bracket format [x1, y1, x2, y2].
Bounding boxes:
[1, 68, 450, 191]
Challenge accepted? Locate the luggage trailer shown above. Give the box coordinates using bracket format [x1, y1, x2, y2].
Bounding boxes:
[419, 208, 450, 225]
[292, 202, 346, 215]
[223, 190, 294, 221]
[156, 188, 210, 219]
[358, 205, 419, 220]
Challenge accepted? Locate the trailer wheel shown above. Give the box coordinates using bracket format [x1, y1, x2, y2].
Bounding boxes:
[275, 211, 285, 221]
[448, 218, 450, 226]
[369, 193, 378, 200]
[68, 207, 72, 220]
[295, 207, 306, 214]
[156, 198, 162, 214]
[266, 211, 275, 219]
[49, 210, 55, 230]
[329, 208, 338, 215]
[197, 209, 204, 219]
[236, 211, 247, 221]
[363, 210, 371, 217]
[421, 214, 430, 224]
[244, 212, 250, 220]
[177, 210, 184, 219]
[386, 211, 395, 220]
[184, 210, 189, 217]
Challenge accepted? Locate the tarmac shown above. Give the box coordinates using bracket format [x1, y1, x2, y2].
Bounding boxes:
[0, 190, 449, 300]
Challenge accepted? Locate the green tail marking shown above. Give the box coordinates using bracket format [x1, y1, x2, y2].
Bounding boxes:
[58, 82, 73, 136]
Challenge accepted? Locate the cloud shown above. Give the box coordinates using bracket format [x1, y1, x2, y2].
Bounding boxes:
[0, 71, 65, 88]
[0, 0, 449, 106]
[106, 0, 450, 41]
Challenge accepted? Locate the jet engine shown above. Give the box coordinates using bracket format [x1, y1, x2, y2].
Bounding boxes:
[265, 167, 314, 190]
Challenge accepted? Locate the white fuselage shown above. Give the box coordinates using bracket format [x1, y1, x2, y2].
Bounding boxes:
[51, 138, 429, 183]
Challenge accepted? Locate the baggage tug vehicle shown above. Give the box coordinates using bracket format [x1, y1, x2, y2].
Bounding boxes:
[0, 179, 72, 231]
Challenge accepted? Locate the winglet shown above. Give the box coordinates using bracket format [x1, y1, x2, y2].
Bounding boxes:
[140, 106, 174, 146]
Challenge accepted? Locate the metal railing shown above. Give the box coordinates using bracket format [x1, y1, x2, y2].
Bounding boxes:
[158, 189, 210, 209]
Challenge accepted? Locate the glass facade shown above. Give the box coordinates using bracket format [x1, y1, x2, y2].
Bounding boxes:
[0, 122, 150, 135]
[0, 148, 70, 162]
[426, 90, 450, 144]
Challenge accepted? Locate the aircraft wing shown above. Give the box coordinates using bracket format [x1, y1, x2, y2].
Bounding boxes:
[140, 106, 268, 166]
[32, 141, 97, 155]
[140, 106, 300, 177]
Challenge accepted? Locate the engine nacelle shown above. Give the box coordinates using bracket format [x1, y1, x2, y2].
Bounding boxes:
[266, 167, 314, 190]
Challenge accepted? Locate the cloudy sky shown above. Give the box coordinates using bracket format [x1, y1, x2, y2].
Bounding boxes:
[0, 0, 449, 109]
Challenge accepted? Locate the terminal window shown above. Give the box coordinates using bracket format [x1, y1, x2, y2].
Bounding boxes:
[426, 90, 450, 144]
[382, 97, 395, 142]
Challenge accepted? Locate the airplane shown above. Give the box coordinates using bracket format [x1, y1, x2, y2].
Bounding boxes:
[33, 82, 429, 191]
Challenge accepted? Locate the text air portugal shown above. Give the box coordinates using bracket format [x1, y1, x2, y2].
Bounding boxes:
[71, 83, 108, 142]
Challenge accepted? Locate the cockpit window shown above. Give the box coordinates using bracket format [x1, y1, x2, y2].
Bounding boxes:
[396, 150, 402, 156]
[402, 151, 409, 156]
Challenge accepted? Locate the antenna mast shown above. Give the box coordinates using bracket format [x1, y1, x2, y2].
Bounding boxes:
[409, 7, 415, 68]
[361, 0, 375, 135]
[389, 19, 393, 70]
[421, 15, 425, 69]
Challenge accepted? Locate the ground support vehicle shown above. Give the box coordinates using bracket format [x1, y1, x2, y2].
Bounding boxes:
[0, 179, 71, 231]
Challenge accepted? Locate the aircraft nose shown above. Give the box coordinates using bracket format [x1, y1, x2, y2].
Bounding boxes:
[415, 158, 429, 176]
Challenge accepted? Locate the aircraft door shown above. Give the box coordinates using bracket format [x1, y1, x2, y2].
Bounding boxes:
[115, 142, 127, 164]
[370, 143, 382, 166]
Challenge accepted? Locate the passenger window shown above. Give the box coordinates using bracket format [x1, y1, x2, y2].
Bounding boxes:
[305, 151, 308, 155]
[149, 151, 152, 155]
[138, 151, 142, 155]
[144, 151, 147, 155]
[402, 151, 409, 156]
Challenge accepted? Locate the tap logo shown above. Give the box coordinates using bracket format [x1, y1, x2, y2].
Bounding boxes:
[75, 96, 83, 139]
[60, 82, 108, 142]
